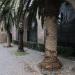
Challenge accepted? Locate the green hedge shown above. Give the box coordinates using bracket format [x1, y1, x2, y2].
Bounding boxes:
[57, 46, 75, 57]
[13, 40, 75, 57]
[24, 42, 44, 52]
[13, 40, 44, 52]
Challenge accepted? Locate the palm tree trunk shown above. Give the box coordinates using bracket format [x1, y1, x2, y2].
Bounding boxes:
[6, 31, 12, 47]
[40, 16, 62, 70]
[18, 23, 24, 52]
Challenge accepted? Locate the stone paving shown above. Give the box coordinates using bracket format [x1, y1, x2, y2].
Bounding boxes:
[0, 43, 43, 75]
[0, 43, 75, 75]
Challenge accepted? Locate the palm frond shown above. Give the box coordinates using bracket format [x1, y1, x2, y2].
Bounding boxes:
[0, 0, 15, 31]
[25, 0, 65, 28]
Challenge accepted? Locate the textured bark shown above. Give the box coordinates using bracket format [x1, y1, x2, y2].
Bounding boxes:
[18, 24, 24, 52]
[39, 17, 62, 70]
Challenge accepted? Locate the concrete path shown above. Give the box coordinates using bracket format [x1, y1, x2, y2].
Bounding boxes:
[0, 44, 43, 75]
[0, 43, 75, 75]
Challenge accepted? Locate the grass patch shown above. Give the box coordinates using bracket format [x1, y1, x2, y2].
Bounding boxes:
[15, 51, 29, 56]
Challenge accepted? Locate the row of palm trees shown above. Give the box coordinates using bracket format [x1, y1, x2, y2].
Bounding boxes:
[0, 0, 66, 70]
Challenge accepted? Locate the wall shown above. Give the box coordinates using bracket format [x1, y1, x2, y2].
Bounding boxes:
[36, 10, 44, 44]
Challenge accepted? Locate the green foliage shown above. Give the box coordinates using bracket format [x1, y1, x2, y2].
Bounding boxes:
[0, 0, 65, 29]
[15, 51, 29, 56]
[18, 0, 65, 28]
[24, 42, 44, 52]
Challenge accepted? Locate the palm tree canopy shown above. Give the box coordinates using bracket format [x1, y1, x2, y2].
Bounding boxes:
[25, 0, 64, 27]
[0, 0, 65, 29]
[0, 0, 15, 31]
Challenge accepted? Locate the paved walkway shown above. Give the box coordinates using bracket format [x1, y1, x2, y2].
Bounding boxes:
[0, 43, 75, 75]
[0, 44, 43, 75]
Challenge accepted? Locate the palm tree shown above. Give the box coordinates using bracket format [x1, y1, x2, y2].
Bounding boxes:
[38, 0, 63, 70]
[0, 0, 15, 47]
[16, 0, 25, 52]
[24, 0, 64, 70]
[17, 15, 24, 52]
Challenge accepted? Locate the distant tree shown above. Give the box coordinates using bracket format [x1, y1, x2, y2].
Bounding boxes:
[0, 0, 15, 47]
